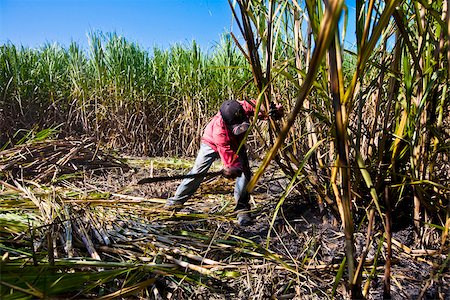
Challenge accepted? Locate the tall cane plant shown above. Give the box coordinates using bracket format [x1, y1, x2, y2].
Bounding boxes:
[230, 0, 449, 297]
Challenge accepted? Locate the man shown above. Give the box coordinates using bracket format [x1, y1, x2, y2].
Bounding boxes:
[165, 99, 282, 226]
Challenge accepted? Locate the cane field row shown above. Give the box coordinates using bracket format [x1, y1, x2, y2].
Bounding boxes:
[0, 31, 255, 156]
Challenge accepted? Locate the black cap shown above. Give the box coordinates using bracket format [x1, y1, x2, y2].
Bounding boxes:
[220, 100, 245, 125]
[219, 100, 250, 135]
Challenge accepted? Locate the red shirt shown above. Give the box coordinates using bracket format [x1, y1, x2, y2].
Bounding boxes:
[201, 100, 256, 169]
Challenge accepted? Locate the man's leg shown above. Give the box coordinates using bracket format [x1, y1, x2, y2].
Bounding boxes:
[234, 148, 252, 224]
[166, 144, 218, 206]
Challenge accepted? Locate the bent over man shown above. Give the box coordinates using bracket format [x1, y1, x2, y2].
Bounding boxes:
[165, 99, 282, 226]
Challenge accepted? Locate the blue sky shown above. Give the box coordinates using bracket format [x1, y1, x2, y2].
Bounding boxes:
[1, 0, 233, 51]
[1, 0, 356, 52]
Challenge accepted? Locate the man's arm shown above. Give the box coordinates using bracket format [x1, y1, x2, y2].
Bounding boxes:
[239, 99, 283, 120]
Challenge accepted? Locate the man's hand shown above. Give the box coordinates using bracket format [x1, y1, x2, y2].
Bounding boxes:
[222, 167, 242, 179]
[269, 103, 284, 120]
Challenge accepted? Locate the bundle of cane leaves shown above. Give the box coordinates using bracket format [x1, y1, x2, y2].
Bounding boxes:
[0, 188, 214, 298]
[0, 201, 285, 299]
[0, 138, 129, 183]
[0, 260, 171, 299]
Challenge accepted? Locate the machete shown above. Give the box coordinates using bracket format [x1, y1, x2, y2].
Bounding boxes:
[137, 170, 223, 184]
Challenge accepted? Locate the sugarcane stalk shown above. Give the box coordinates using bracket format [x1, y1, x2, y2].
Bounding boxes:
[383, 185, 392, 298]
[327, 30, 361, 298]
[137, 170, 222, 184]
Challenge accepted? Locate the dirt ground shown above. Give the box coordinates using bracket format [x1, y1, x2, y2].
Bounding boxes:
[76, 157, 449, 300]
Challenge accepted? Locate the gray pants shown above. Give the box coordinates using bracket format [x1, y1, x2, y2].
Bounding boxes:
[167, 143, 251, 210]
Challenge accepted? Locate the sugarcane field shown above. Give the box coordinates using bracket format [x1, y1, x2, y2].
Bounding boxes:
[1, 1, 449, 299]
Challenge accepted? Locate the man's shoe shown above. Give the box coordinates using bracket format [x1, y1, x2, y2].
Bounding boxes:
[237, 212, 253, 226]
[164, 199, 184, 211]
